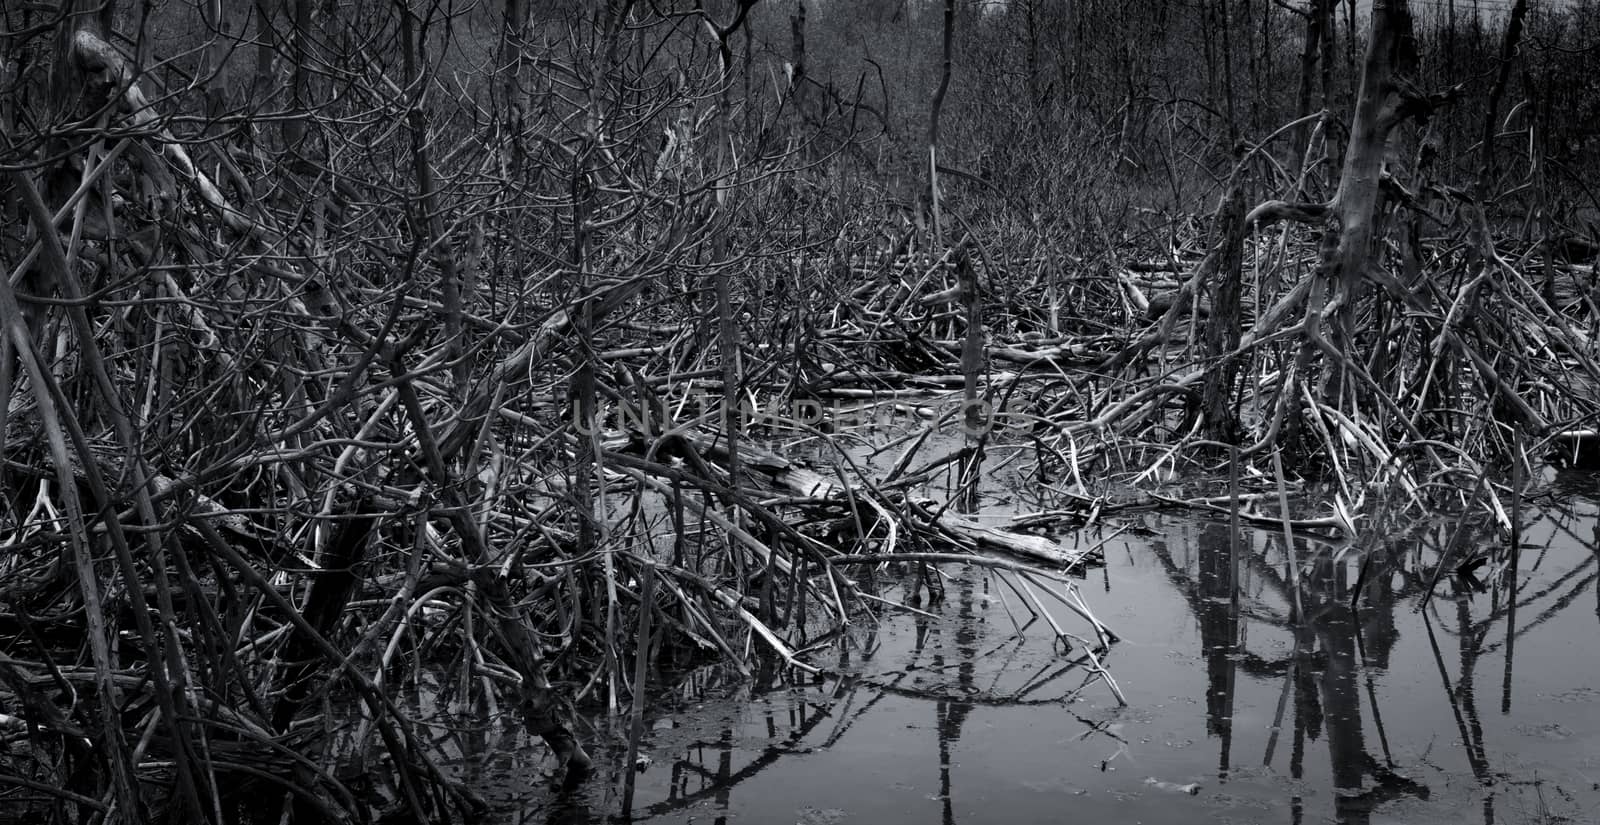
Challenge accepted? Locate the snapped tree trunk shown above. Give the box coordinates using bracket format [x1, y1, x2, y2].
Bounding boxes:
[1327, 1, 1414, 301]
[1305, 0, 1416, 380]
[1200, 185, 1248, 443]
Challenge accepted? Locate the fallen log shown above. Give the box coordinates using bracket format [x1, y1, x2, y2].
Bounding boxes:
[684, 434, 1100, 570]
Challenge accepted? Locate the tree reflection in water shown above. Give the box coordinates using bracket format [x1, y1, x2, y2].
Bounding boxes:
[1160, 518, 1438, 824]
[462, 487, 1599, 825]
[1153, 492, 1597, 825]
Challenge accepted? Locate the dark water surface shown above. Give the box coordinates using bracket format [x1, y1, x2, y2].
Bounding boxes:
[459, 473, 1600, 825]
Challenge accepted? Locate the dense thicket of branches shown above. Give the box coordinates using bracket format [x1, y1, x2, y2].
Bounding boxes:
[1, 0, 1598, 823]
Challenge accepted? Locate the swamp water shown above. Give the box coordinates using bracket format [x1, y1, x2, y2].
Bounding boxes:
[440, 470, 1600, 825]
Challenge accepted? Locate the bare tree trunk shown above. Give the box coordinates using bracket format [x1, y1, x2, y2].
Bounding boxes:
[0, 2, 24, 324]
[1025, 0, 1040, 128]
[500, 0, 531, 170]
[953, 241, 979, 438]
[1245, 0, 1262, 136]
[287, 0, 312, 149]
[927, 0, 954, 246]
[1314, 0, 1417, 355]
[252, 0, 276, 101]
[1317, 0, 1343, 173]
[1220, 0, 1239, 144]
[705, 0, 760, 620]
[197, 0, 229, 121]
[790, 2, 807, 140]
[1201, 186, 1247, 442]
[1479, 0, 1530, 186]
[250, 0, 312, 149]
[1201, 0, 1218, 119]
[398, 5, 467, 399]
[1445, 0, 1457, 84]
[1292, 2, 1321, 178]
[1344, 0, 1357, 87]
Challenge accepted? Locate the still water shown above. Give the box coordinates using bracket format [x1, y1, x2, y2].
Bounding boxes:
[458, 473, 1600, 825]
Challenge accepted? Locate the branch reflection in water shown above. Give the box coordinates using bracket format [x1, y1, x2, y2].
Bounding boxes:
[446, 479, 1600, 825]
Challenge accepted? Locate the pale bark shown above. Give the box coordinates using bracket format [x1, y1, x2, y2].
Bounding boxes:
[1323, 0, 1416, 316]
